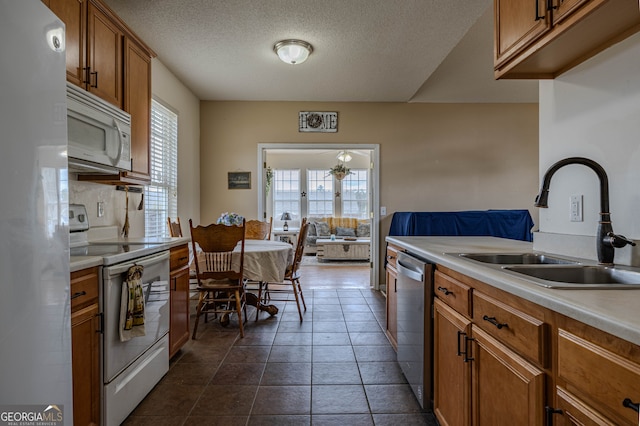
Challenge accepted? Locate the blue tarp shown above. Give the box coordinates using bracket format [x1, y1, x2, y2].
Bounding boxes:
[388, 210, 535, 242]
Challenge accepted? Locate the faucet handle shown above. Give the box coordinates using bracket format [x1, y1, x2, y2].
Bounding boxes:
[605, 232, 636, 248]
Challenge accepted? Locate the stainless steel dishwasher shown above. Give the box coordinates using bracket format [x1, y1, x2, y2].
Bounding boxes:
[396, 251, 434, 409]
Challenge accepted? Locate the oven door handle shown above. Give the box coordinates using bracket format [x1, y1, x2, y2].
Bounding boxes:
[105, 251, 170, 275]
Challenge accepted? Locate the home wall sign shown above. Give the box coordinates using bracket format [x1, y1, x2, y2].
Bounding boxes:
[228, 172, 251, 189]
[299, 111, 338, 133]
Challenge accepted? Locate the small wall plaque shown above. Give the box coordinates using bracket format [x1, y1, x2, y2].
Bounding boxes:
[228, 172, 251, 189]
[299, 111, 338, 133]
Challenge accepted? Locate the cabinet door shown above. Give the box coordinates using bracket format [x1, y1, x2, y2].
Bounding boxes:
[385, 264, 398, 349]
[556, 387, 617, 426]
[124, 38, 151, 180]
[433, 298, 472, 426]
[46, 0, 87, 87]
[551, 0, 591, 25]
[71, 304, 101, 426]
[471, 325, 545, 426]
[87, 0, 123, 107]
[494, 0, 551, 68]
[169, 266, 190, 358]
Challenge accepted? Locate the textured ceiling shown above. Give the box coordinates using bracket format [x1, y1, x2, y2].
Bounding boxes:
[102, 0, 538, 103]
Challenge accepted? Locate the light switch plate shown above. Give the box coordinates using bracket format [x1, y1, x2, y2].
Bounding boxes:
[570, 195, 583, 222]
[97, 201, 105, 218]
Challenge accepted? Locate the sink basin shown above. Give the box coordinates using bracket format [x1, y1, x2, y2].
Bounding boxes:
[503, 265, 640, 289]
[456, 252, 578, 265]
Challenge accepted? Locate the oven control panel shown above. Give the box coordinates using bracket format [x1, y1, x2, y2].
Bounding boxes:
[69, 204, 89, 232]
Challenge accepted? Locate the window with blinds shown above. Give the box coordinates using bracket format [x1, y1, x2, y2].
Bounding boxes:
[144, 99, 178, 238]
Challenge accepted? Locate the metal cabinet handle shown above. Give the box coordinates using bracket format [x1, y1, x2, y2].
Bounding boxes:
[535, 0, 545, 20]
[483, 315, 508, 330]
[386, 254, 395, 260]
[437, 286, 452, 295]
[463, 336, 474, 362]
[90, 70, 98, 88]
[623, 398, 640, 414]
[457, 330, 465, 356]
[96, 312, 104, 334]
[545, 406, 562, 425]
[71, 290, 87, 300]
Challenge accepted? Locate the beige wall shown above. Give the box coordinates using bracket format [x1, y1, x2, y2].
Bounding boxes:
[200, 101, 539, 277]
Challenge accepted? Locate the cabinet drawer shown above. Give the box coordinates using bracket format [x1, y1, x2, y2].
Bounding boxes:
[473, 291, 547, 367]
[434, 270, 471, 317]
[170, 244, 189, 270]
[386, 244, 400, 269]
[70, 267, 99, 312]
[558, 329, 640, 425]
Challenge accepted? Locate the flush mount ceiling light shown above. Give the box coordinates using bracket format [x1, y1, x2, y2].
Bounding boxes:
[337, 150, 352, 162]
[274, 39, 313, 65]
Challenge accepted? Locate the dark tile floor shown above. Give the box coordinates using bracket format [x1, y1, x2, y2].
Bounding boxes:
[124, 285, 438, 425]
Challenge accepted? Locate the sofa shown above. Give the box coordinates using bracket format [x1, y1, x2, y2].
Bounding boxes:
[304, 217, 371, 255]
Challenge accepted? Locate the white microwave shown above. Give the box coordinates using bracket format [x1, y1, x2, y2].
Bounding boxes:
[66, 82, 132, 173]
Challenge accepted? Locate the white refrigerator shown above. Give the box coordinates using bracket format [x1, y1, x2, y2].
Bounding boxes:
[0, 1, 73, 423]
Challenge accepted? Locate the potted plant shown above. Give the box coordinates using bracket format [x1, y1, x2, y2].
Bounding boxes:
[328, 163, 352, 181]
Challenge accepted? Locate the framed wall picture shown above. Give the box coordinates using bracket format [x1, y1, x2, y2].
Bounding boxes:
[228, 172, 251, 189]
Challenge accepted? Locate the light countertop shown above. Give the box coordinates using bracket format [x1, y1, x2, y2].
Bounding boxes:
[386, 236, 640, 347]
[70, 236, 190, 272]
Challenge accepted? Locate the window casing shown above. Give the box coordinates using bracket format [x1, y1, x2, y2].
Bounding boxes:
[144, 99, 178, 238]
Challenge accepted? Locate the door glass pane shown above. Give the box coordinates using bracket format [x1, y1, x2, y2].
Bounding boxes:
[307, 169, 333, 217]
[341, 169, 368, 219]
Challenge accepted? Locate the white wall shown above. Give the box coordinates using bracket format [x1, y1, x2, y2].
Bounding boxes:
[536, 31, 640, 265]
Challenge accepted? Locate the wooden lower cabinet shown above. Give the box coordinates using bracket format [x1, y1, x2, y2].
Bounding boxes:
[169, 244, 190, 358]
[472, 325, 545, 425]
[433, 264, 640, 426]
[385, 244, 400, 349]
[70, 267, 101, 426]
[434, 298, 471, 426]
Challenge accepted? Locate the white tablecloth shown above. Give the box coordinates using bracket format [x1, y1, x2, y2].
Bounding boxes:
[237, 240, 294, 282]
[194, 240, 294, 283]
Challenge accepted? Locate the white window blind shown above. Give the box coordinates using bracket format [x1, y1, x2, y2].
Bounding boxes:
[145, 99, 178, 238]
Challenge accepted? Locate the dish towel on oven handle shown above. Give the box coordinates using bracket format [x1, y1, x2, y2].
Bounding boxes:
[119, 264, 146, 342]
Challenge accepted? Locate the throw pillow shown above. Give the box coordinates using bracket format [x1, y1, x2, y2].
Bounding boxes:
[307, 222, 317, 236]
[314, 221, 331, 236]
[336, 226, 356, 237]
[356, 222, 370, 237]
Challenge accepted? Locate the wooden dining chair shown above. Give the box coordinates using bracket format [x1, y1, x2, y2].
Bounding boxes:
[189, 219, 248, 338]
[257, 218, 309, 321]
[167, 217, 183, 237]
[245, 217, 273, 240]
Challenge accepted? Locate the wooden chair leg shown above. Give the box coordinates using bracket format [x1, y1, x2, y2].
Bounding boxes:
[292, 282, 303, 322]
[255, 282, 263, 322]
[192, 292, 204, 339]
[235, 289, 244, 338]
[296, 279, 306, 311]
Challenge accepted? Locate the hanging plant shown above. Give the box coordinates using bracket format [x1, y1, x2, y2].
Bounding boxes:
[265, 166, 273, 195]
[328, 163, 353, 181]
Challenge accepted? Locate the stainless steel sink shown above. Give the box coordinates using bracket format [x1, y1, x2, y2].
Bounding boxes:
[456, 252, 578, 265]
[503, 265, 640, 289]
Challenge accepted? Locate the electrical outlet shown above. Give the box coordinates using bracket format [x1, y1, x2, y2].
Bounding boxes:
[570, 195, 583, 222]
[97, 201, 105, 218]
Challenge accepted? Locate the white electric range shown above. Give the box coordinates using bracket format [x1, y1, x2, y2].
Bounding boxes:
[69, 204, 171, 426]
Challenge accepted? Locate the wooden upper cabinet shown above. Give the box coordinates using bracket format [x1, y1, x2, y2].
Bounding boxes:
[494, 0, 551, 69]
[123, 38, 151, 181]
[46, 0, 87, 87]
[87, 0, 123, 108]
[495, 0, 640, 79]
